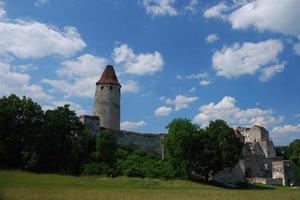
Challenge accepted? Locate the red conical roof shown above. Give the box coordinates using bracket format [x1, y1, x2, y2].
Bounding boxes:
[96, 65, 121, 86]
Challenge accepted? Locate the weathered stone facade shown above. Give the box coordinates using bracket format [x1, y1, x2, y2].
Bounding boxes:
[93, 65, 121, 130]
[79, 115, 100, 135]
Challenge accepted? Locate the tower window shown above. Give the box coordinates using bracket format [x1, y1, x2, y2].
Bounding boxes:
[110, 86, 113, 90]
[101, 86, 104, 90]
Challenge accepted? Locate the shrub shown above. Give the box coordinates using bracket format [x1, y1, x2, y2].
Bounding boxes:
[81, 163, 113, 176]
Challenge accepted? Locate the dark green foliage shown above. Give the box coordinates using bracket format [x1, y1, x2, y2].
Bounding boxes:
[94, 130, 117, 166]
[0, 94, 244, 181]
[164, 118, 243, 182]
[0, 94, 94, 175]
[275, 146, 290, 160]
[81, 163, 113, 175]
[0, 94, 44, 168]
[289, 140, 300, 167]
[116, 147, 174, 179]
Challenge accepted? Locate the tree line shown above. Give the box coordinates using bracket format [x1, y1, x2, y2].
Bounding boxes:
[1, 94, 299, 183]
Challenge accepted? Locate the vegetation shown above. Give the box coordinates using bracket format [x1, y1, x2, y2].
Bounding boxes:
[0, 170, 299, 200]
[0, 93, 300, 185]
[164, 119, 243, 181]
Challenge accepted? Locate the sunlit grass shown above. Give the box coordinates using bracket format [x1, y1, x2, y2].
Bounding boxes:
[0, 170, 299, 200]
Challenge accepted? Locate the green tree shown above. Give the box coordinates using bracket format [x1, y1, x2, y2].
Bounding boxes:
[94, 130, 117, 166]
[164, 118, 243, 182]
[164, 118, 201, 179]
[202, 120, 243, 181]
[0, 94, 44, 169]
[289, 139, 300, 166]
[40, 105, 86, 174]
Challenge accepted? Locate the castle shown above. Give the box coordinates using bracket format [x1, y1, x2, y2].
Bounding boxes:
[80, 65, 293, 186]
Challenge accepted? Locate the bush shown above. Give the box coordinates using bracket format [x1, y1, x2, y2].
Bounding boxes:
[81, 163, 113, 176]
[115, 148, 175, 179]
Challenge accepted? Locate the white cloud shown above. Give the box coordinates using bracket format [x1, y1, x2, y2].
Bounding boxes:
[199, 80, 211, 86]
[57, 54, 107, 79]
[203, 2, 229, 19]
[0, 20, 86, 58]
[186, 73, 208, 79]
[206, 34, 219, 43]
[212, 39, 283, 78]
[189, 86, 196, 93]
[228, 0, 300, 36]
[185, 0, 198, 14]
[205, 0, 300, 55]
[142, 0, 177, 16]
[205, 1, 300, 37]
[121, 120, 146, 130]
[43, 54, 107, 98]
[0, 60, 52, 102]
[166, 95, 198, 111]
[113, 43, 164, 75]
[272, 124, 300, 135]
[154, 106, 172, 116]
[193, 96, 283, 128]
[122, 80, 139, 93]
[34, 0, 49, 7]
[42, 100, 86, 115]
[0, 0, 6, 20]
[259, 63, 285, 82]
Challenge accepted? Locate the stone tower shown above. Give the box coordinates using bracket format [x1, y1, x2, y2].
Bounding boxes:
[93, 65, 121, 130]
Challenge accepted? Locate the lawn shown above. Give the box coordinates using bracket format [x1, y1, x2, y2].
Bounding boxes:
[0, 170, 299, 200]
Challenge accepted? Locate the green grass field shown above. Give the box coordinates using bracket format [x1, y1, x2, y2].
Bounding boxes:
[0, 170, 299, 200]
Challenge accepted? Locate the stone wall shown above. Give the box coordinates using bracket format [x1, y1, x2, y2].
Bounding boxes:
[213, 160, 246, 185]
[79, 115, 100, 135]
[101, 128, 165, 157]
[272, 160, 294, 186]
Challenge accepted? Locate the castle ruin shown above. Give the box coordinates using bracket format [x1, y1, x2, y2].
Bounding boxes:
[80, 65, 294, 186]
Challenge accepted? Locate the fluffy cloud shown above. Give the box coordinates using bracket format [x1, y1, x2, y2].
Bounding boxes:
[166, 95, 198, 111]
[121, 120, 146, 130]
[199, 80, 211, 86]
[0, 21, 86, 58]
[142, 0, 177, 16]
[259, 63, 285, 82]
[185, 0, 198, 14]
[205, 0, 300, 55]
[113, 43, 164, 75]
[154, 106, 172, 116]
[0, 0, 6, 19]
[203, 2, 229, 19]
[228, 0, 300, 36]
[212, 39, 284, 78]
[272, 124, 300, 134]
[0, 60, 52, 102]
[193, 96, 283, 128]
[43, 54, 107, 98]
[122, 80, 139, 93]
[206, 34, 219, 43]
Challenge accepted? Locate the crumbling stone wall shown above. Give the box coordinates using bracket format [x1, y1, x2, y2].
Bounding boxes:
[101, 128, 165, 157]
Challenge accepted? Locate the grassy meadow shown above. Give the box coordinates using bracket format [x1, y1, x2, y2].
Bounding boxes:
[0, 170, 299, 200]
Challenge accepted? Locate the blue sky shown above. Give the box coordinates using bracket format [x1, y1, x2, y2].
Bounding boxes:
[0, 0, 300, 145]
